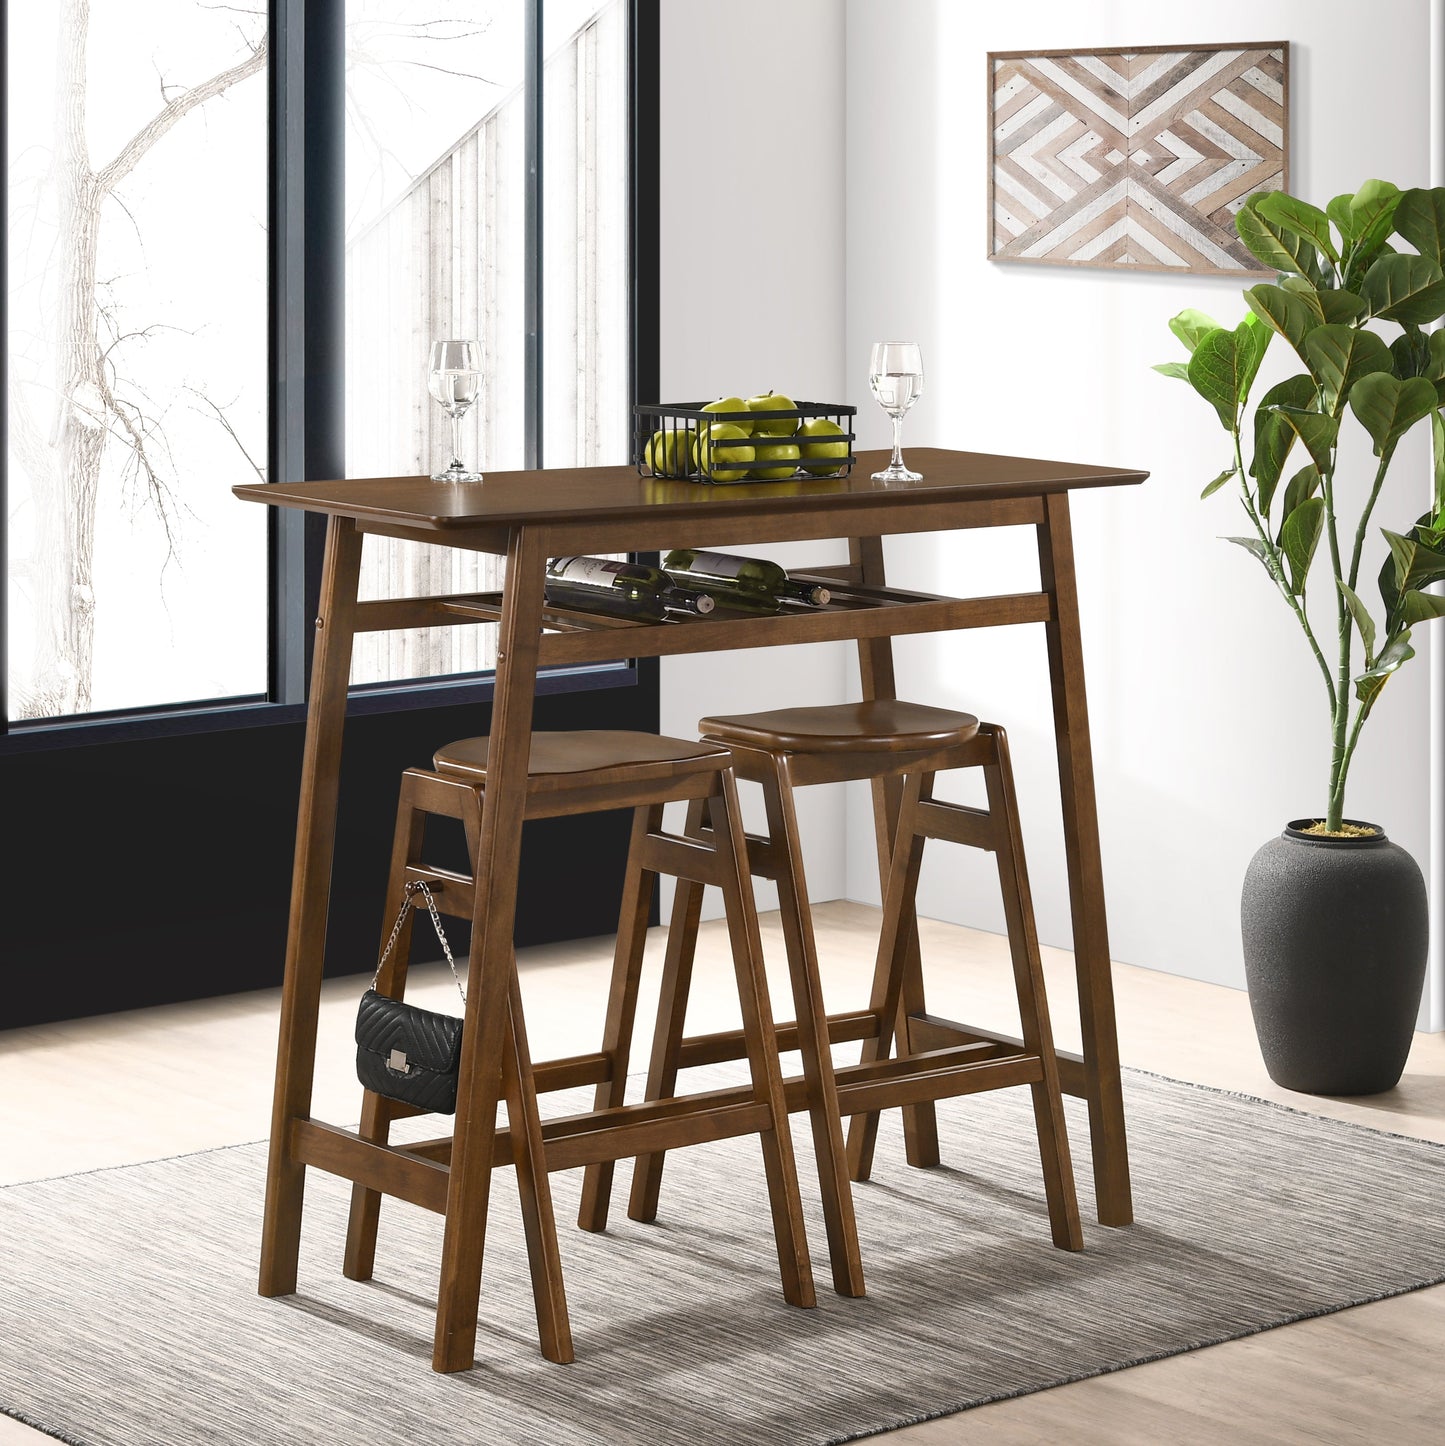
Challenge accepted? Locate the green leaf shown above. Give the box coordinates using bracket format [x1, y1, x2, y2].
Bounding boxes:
[1259, 375, 1317, 411]
[1250, 410, 1294, 514]
[1153, 360, 1192, 382]
[1422, 331, 1445, 406]
[1360, 253, 1445, 324]
[1303, 324, 1393, 415]
[1349, 179, 1403, 257]
[1412, 506, 1445, 552]
[1223, 535, 1275, 578]
[1348, 373, 1437, 455]
[1244, 283, 1320, 359]
[1257, 192, 1339, 263]
[1280, 497, 1325, 593]
[1237, 310, 1271, 386]
[1384, 526, 1445, 591]
[1401, 588, 1445, 623]
[1390, 329, 1432, 379]
[1379, 550, 1402, 627]
[1274, 406, 1339, 471]
[1278, 464, 1322, 537]
[1338, 580, 1377, 667]
[1355, 630, 1414, 715]
[1236, 195, 1322, 278]
[1200, 465, 1237, 500]
[1393, 186, 1445, 266]
[1327, 192, 1357, 244]
[1187, 319, 1269, 431]
[1316, 289, 1368, 324]
[1168, 309, 1223, 353]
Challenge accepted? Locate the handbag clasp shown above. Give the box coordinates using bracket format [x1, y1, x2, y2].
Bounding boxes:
[388, 1048, 411, 1074]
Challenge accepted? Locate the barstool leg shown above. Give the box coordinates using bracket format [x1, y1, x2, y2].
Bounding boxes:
[502, 968, 577, 1359]
[458, 794, 576, 1356]
[344, 775, 426, 1281]
[711, 770, 816, 1310]
[982, 726, 1083, 1251]
[758, 753, 866, 1298]
[628, 798, 706, 1223]
[846, 771, 930, 1183]
[578, 805, 663, 1232]
[863, 772, 941, 1172]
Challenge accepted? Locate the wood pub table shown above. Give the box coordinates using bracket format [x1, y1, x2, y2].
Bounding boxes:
[236, 444, 1148, 1371]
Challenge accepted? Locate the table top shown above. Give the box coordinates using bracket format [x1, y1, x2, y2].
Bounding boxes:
[233, 447, 1147, 532]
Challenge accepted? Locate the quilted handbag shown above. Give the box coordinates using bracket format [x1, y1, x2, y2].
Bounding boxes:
[355, 880, 467, 1114]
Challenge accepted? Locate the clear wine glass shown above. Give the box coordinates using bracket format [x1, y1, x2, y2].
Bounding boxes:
[428, 339, 484, 483]
[869, 341, 924, 482]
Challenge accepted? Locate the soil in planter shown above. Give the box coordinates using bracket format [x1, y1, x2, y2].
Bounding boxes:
[1297, 821, 1379, 839]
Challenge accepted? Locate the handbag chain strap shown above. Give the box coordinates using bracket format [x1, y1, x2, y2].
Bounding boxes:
[370, 879, 467, 1007]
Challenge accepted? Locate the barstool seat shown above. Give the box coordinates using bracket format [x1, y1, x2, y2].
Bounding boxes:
[701, 700, 979, 755]
[435, 730, 727, 788]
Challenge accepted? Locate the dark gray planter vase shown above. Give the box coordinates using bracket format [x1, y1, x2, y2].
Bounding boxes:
[1241, 820, 1428, 1095]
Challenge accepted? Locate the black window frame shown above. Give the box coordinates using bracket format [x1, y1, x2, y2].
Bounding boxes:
[0, 0, 658, 756]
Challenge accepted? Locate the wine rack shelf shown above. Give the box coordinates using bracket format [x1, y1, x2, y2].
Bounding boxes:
[355, 575, 1055, 666]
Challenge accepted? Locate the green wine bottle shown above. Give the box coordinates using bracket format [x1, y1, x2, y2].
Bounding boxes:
[661, 549, 831, 608]
[545, 556, 715, 620]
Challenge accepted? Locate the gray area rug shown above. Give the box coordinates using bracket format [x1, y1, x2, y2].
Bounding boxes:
[3, 1068, 1444, 1446]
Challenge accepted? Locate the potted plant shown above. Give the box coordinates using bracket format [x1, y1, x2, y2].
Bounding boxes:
[1158, 180, 1441, 1094]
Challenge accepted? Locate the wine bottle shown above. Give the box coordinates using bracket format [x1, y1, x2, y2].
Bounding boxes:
[545, 556, 715, 620]
[661, 549, 831, 608]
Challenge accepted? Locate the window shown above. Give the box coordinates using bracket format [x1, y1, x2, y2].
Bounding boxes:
[5, 0, 269, 721]
[3, 0, 643, 733]
[344, 0, 630, 687]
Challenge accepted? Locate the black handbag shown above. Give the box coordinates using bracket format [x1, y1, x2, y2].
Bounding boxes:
[355, 880, 467, 1115]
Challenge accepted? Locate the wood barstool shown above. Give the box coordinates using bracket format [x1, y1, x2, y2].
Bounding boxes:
[622, 701, 1083, 1298]
[341, 730, 814, 1366]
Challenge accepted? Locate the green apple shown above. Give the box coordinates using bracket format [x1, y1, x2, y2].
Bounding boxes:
[750, 440, 802, 480]
[746, 390, 798, 437]
[797, 417, 850, 476]
[644, 426, 696, 478]
[693, 422, 756, 482]
[700, 396, 753, 436]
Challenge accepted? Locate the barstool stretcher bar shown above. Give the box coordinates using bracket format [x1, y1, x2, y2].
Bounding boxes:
[238, 446, 1146, 1373]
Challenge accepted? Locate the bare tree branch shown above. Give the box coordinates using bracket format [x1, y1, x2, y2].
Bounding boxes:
[94, 358, 181, 556]
[94, 33, 267, 195]
[186, 386, 267, 484]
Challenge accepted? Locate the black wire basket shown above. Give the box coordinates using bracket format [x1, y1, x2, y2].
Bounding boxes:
[634, 400, 857, 484]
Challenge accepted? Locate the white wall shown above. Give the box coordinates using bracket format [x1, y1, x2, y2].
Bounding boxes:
[843, 0, 1440, 1021]
[658, 0, 851, 916]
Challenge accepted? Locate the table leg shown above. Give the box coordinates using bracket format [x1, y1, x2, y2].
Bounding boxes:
[846, 535, 940, 1172]
[1037, 492, 1133, 1227]
[433, 525, 548, 1372]
[259, 515, 364, 1297]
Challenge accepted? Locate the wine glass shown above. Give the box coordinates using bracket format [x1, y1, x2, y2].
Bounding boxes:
[869, 341, 924, 482]
[428, 339, 484, 483]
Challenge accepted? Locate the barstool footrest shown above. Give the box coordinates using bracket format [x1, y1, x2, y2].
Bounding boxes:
[322, 1088, 779, 1185]
[634, 831, 727, 886]
[675, 1008, 882, 1070]
[833, 1048, 1045, 1116]
[293, 1119, 451, 1213]
[905, 1013, 1087, 1096]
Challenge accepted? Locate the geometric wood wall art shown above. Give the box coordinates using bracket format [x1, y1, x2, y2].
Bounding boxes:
[988, 42, 1289, 277]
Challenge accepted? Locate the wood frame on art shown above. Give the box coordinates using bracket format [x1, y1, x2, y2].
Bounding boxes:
[987, 41, 1290, 277]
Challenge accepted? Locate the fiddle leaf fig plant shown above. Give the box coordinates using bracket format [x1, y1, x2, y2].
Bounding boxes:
[1158, 180, 1445, 832]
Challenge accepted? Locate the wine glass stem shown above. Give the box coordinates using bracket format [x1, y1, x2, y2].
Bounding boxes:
[890, 414, 905, 471]
[449, 411, 465, 472]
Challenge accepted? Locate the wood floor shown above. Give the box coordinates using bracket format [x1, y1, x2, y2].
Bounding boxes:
[3, 900, 1443, 1444]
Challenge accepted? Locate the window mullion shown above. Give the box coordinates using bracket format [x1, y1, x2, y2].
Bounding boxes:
[524, 0, 544, 471]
